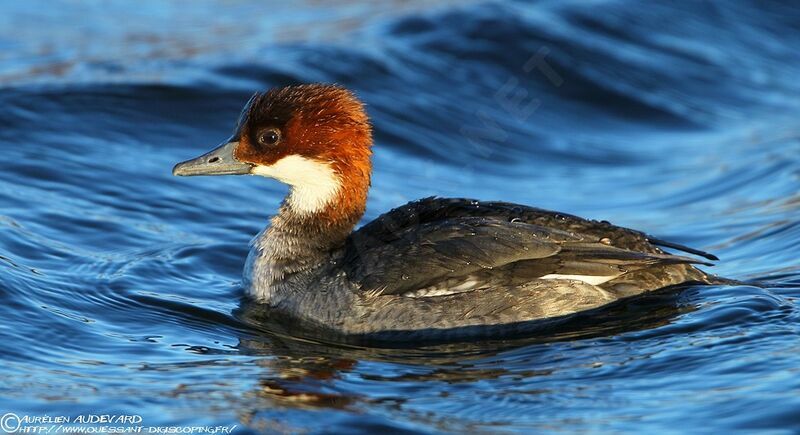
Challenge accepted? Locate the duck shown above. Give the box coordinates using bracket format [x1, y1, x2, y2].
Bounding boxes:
[173, 83, 719, 340]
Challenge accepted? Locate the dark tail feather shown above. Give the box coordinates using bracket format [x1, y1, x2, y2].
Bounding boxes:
[647, 236, 719, 261]
[565, 243, 716, 267]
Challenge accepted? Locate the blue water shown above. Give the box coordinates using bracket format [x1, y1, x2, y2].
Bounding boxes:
[1, 0, 799, 433]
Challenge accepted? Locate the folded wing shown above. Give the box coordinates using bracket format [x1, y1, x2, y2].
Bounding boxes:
[344, 198, 713, 297]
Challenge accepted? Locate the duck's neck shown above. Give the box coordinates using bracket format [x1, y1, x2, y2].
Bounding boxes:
[260, 197, 364, 264]
[247, 163, 369, 300]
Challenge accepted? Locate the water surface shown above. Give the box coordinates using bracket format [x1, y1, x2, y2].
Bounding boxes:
[1, 0, 799, 433]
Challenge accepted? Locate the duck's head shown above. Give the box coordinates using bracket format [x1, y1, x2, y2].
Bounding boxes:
[173, 84, 372, 217]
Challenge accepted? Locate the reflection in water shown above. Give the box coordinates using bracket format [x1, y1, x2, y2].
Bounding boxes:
[234, 288, 694, 415]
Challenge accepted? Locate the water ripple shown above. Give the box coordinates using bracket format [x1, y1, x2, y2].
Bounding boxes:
[0, 0, 798, 433]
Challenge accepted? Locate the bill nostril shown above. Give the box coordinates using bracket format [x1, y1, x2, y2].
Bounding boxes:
[208, 156, 220, 163]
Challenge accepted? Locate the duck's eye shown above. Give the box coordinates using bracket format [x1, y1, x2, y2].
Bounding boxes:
[257, 129, 281, 147]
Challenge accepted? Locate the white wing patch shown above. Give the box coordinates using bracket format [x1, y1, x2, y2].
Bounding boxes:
[403, 273, 619, 298]
[539, 274, 617, 286]
[405, 278, 480, 298]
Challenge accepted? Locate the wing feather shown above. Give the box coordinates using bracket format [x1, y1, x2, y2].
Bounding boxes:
[344, 198, 716, 297]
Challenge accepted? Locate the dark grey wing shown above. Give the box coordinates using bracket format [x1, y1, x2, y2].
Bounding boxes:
[344, 197, 715, 297]
[353, 197, 718, 260]
[344, 214, 711, 297]
[344, 217, 566, 295]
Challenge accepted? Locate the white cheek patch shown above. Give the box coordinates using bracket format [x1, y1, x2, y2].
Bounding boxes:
[251, 155, 341, 214]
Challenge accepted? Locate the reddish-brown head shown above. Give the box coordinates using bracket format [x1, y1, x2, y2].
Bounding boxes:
[174, 84, 373, 220]
[235, 84, 372, 171]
